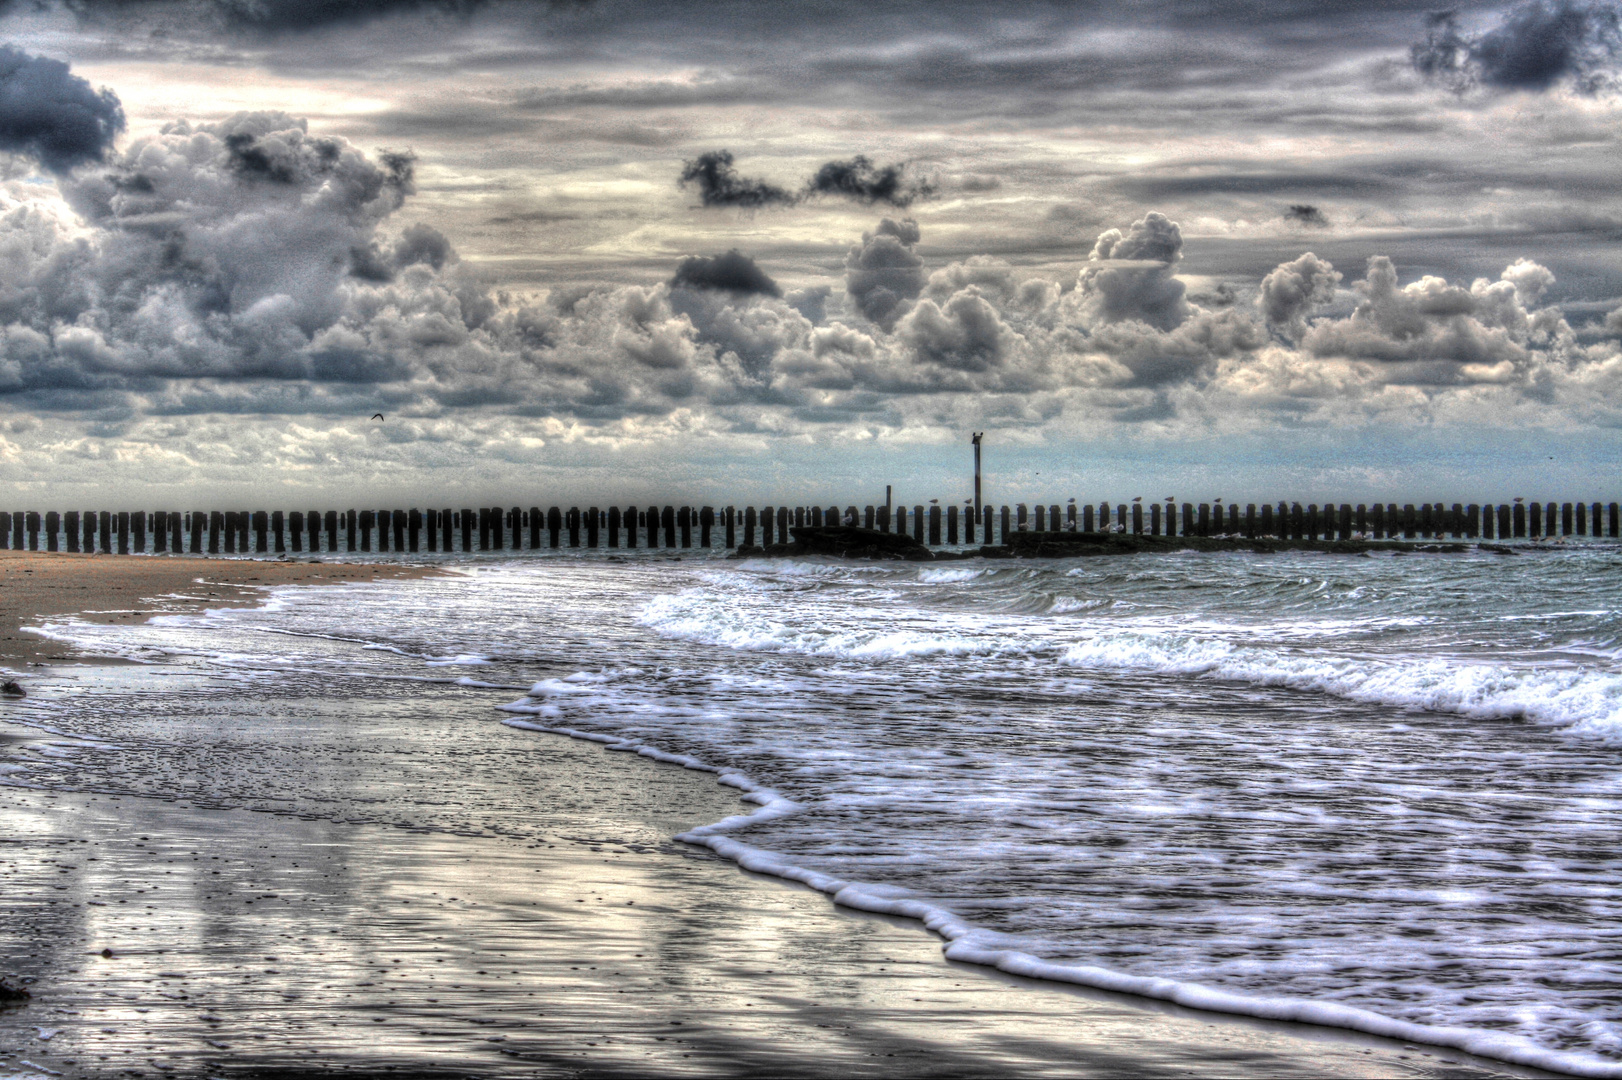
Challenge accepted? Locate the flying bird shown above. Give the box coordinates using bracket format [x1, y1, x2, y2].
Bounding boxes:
[372, 413, 385, 420]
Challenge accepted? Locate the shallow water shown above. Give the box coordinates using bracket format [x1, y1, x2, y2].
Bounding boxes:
[9, 543, 1622, 1076]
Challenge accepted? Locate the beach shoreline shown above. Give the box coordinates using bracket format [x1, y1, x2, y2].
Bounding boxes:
[0, 558, 1574, 1078]
[0, 549, 448, 670]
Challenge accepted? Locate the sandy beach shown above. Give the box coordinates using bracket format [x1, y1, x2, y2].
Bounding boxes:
[1, 550, 446, 669]
[0, 556, 1560, 1078]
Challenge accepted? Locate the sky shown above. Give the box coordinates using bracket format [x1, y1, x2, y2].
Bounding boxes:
[1, 0, 1621, 507]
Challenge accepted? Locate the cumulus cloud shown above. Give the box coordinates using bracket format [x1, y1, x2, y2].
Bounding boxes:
[0, 46, 125, 174]
[1258, 252, 1341, 337]
[1298, 256, 1571, 385]
[843, 217, 925, 330]
[1411, 2, 1622, 94]
[805, 156, 932, 207]
[1073, 211, 1191, 332]
[678, 150, 796, 208]
[670, 249, 780, 297]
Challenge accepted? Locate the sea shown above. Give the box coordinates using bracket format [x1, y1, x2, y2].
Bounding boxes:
[5, 541, 1621, 1077]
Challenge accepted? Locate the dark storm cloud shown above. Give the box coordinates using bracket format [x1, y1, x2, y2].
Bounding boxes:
[0, 45, 124, 174]
[670, 250, 781, 297]
[1411, 1, 1622, 93]
[678, 150, 797, 208]
[17, 0, 496, 30]
[805, 156, 933, 208]
[1285, 204, 1329, 226]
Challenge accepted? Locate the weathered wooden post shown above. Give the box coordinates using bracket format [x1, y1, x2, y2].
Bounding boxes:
[562, 507, 576, 548]
[1082, 503, 1094, 532]
[1177, 502, 1190, 537]
[781, 508, 794, 545]
[360, 510, 375, 552]
[285, 511, 302, 553]
[912, 505, 925, 543]
[725, 506, 736, 548]
[248, 510, 263, 552]
[929, 505, 942, 545]
[1195, 502, 1208, 537]
[539, 506, 556, 549]
[674, 506, 687, 548]
[1575, 502, 1587, 537]
[114, 511, 127, 555]
[743, 506, 757, 546]
[1016, 502, 1028, 532]
[382, 510, 395, 552]
[1146, 502, 1158, 535]
[663, 505, 678, 547]
[0, 511, 10, 549]
[1593, 502, 1604, 536]
[1611, 503, 1620, 537]
[997, 504, 1007, 542]
[946, 505, 958, 544]
[1464, 503, 1479, 539]
[23, 510, 39, 551]
[320, 510, 334, 552]
[602, 506, 618, 548]
[1033, 504, 1045, 532]
[700, 506, 714, 547]
[43, 510, 59, 552]
[1495, 503, 1509, 538]
[190, 511, 203, 553]
[892, 504, 904, 538]
[63, 510, 79, 553]
[1529, 502, 1542, 538]
[1335, 504, 1349, 541]
[165, 512, 178, 554]
[205, 510, 219, 553]
[396, 510, 408, 552]
[1512, 502, 1526, 538]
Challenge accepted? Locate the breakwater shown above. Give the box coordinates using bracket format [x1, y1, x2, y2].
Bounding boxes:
[0, 499, 1616, 555]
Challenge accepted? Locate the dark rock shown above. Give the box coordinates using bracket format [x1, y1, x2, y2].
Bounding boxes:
[1, 679, 23, 698]
[0, 977, 31, 1006]
[735, 526, 935, 561]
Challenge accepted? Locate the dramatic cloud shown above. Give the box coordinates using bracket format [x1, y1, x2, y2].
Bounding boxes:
[1074, 211, 1191, 332]
[678, 150, 795, 209]
[1258, 252, 1341, 337]
[843, 217, 925, 330]
[1411, 1, 1622, 93]
[805, 156, 931, 207]
[670, 249, 781, 297]
[0, 46, 124, 174]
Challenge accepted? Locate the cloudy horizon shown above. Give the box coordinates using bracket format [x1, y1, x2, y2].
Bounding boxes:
[1, 0, 1620, 507]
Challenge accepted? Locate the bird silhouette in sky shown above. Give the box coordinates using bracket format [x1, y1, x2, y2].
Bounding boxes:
[372, 413, 384, 421]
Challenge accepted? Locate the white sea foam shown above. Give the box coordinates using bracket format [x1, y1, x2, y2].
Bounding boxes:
[1058, 630, 1622, 741]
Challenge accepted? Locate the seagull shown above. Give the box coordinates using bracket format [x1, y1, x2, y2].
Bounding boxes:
[372, 413, 385, 421]
[1132, 496, 1142, 503]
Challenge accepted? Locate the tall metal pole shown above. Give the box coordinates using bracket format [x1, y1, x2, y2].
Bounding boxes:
[972, 432, 983, 520]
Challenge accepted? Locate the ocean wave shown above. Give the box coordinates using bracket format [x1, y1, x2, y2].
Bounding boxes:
[1059, 631, 1622, 741]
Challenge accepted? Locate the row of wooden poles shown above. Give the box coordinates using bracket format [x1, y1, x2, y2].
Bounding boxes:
[2, 500, 1619, 555]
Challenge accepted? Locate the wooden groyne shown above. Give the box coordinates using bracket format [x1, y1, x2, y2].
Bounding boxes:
[0, 500, 1616, 555]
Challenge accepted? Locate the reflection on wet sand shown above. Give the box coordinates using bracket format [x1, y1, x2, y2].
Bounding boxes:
[1, 718, 1543, 1078]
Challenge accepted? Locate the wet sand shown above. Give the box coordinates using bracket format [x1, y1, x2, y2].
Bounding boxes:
[0, 717, 1550, 1079]
[0, 550, 446, 668]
